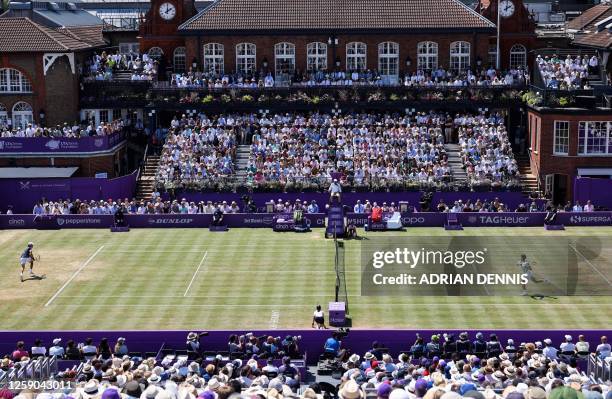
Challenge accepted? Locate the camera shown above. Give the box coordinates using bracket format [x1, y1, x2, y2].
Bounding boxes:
[336, 328, 350, 339]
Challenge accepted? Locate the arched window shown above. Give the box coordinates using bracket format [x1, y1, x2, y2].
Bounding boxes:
[0, 68, 32, 93]
[12, 101, 33, 129]
[147, 47, 164, 60]
[173, 47, 186, 73]
[0, 103, 7, 127]
[450, 41, 470, 72]
[236, 43, 256, 75]
[274, 42, 295, 78]
[203, 43, 224, 75]
[307, 42, 327, 72]
[417, 42, 438, 71]
[509, 44, 527, 69]
[346, 42, 367, 71]
[378, 42, 399, 83]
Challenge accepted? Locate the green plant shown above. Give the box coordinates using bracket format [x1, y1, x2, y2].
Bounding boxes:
[521, 91, 542, 106]
[241, 94, 254, 102]
[201, 94, 214, 104]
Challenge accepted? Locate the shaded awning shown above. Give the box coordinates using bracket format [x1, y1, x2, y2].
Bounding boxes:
[0, 167, 78, 178]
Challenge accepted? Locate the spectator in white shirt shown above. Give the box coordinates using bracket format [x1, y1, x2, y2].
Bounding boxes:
[583, 200, 595, 212]
[559, 335, 575, 353]
[572, 202, 583, 212]
[596, 336, 611, 359]
[31, 339, 47, 356]
[575, 335, 589, 353]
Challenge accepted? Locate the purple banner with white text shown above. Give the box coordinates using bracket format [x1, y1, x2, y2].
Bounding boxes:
[0, 131, 125, 154]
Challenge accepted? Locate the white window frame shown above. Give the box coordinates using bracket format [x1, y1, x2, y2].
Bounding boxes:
[147, 47, 164, 60]
[450, 41, 470, 72]
[378, 42, 399, 83]
[236, 43, 256, 75]
[0, 68, 32, 93]
[346, 42, 367, 72]
[509, 44, 527, 69]
[274, 42, 296, 78]
[488, 45, 497, 68]
[417, 41, 438, 71]
[306, 42, 327, 72]
[0, 103, 7, 127]
[202, 43, 224, 75]
[553, 120, 570, 155]
[12, 101, 33, 129]
[119, 43, 139, 56]
[578, 121, 612, 156]
[173, 47, 187, 73]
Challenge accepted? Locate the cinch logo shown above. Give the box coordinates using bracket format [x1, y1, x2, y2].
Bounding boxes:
[8, 218, 25, 226]
[57, 218, 65, 226]
[19, 181, 31, 190]
[45, 140, 61, 150]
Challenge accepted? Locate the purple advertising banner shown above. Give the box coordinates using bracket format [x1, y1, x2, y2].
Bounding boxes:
[0, 131, 125, 154]
[0, 172, 137, 214]
[1, 212, 610, 230]
[574, 177, 612, 211]
[0, 330, 609, 366]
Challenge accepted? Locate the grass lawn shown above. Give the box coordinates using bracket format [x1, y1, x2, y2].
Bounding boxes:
[0, 227, 610, 331]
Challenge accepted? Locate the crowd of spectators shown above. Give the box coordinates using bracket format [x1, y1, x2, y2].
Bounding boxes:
[455, 113, 518, 186]
[0, 332, 610, 399]
[244, 111, 451, 189]
[168, 67, 528, 89]
[84, 51, 158, 81]
[155, 115, 237, 190]
[536, 55, 598, 90]
[20, 197, 599, 216]
[0, 120, 125, 138]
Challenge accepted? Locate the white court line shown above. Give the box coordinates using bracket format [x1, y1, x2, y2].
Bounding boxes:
[44, 245, 105, 307]
[183, 251, 208, 297]
[53, 303, 604, 308]
[569, 244, 612, 287]
[269, 310, 280, 329]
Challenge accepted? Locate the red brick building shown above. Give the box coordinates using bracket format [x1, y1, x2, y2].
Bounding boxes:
[527, 106, 612, 203]
[0, 17, 105, 127]
[140, 0, 500, 81]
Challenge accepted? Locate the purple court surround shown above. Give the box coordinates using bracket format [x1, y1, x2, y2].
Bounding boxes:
[574, 177, 612, 210]
[0, 131, 125, 154]
[1, 211, 611, 229]
[0, 330, 609, 366]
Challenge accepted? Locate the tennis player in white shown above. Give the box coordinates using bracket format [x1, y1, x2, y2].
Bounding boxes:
[517, 254, 549, 295]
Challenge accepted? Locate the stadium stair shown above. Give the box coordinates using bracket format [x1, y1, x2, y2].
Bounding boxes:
[444, 144, 467, 182]
[515, 154, 542, 197]
[135, 154, 160, 201]
[235, 144, 251, 180]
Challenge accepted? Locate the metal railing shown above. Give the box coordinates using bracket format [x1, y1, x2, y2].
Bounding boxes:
[0, 356, 59, 388]
[587, 354, 611, 383]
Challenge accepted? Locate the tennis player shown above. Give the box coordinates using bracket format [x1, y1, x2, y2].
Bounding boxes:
[19, 242, 36, 282]
[517, 254, 548, 295]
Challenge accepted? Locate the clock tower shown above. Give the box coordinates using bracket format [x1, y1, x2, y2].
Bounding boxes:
[138, 0, 197, 74]
[479, 0, 536, 70]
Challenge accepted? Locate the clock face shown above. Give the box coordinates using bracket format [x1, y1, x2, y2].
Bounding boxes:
[159, 2, 176, 20]
[500, 0, 516, 18]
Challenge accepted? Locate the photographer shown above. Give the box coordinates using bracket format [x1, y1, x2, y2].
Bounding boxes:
[281, 335, 300, 358]
[186, 331, 208, 353]
[114, 204, 126, 227]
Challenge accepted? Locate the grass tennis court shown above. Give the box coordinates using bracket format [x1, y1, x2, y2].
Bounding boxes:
[0, 227, 611, 331]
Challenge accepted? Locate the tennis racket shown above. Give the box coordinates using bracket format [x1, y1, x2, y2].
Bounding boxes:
[32, 254, 41, 261]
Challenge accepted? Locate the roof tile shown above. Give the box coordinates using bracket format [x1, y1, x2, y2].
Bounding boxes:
[0, 17, 94, 52]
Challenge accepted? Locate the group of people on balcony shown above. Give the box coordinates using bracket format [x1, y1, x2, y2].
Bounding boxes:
[84, 51, 158, 81]
[0, 119, 124, 138]
[166, 66, 529, 89]
[536, 54, 598, 90]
